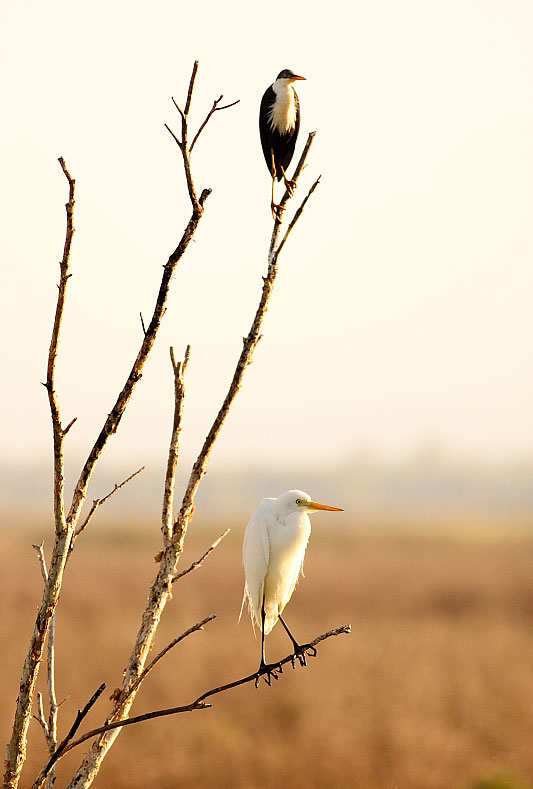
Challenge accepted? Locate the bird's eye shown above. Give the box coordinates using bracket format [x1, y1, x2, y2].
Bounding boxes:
[295, 499, 302, 505]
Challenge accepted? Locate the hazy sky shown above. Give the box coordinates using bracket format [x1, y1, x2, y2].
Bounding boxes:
[1, 1, 532, 478]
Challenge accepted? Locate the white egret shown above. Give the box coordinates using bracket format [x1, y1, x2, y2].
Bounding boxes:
[241, 489, 343, 683]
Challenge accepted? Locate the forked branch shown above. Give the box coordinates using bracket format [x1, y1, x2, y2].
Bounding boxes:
[72, 466, 145, 545]
[171, 529, 230, 583]
[32, 625, 350, 786]
[5, 62, 237, 789]
[164, 61, 237, 208]
[64, 129, 320, 789]
[3, 159, 76, 789]
[190, 96, 240, 152]
[175, 131, 318, 537]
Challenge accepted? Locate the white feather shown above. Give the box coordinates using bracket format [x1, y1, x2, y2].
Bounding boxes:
[268, 79, 297, 135]
[242, 490, 312, 635]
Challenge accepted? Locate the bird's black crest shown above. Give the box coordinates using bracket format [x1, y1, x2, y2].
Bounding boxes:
[276, 68, 297, 80]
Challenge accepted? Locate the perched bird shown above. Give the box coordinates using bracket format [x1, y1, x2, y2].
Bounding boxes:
[241, 489, 343, 683]
[259, 68, 306, 218]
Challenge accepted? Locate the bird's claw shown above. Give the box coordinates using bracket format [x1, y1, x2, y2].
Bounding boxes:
[271, 202, 285, 221]
[291, 644, 318, 669]
[255, 661, 283, 688]
[284, 178, 297, 197]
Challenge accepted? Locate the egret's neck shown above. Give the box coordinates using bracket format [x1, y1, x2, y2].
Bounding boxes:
[269, 80, 297, 135]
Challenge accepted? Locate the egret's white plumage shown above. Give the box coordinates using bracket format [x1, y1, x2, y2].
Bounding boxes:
[241, 490, 343, 666]
[242, 490, 311, 634]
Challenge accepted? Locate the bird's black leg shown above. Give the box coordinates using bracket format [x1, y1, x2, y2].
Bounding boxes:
[255, 598, 283, 688]
[278, 614, 317, 668]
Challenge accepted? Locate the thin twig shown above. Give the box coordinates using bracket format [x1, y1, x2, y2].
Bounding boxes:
[184, 60, 199, 116]
[32, 694, 48, 739]
[72, 466, 145, 542]
[36, 625, 350, 778]
[32, 542, 49, 584]
[180, 63, 199, 204]
[63, 416, 77, 436]
[46, 156, 75, 535]
[275, 175, 321, 259]
[197, 625, 352, 700]
[32, 684, 106, 788]
[172, 529, 230, 583]
[190, 96, 240, 152]
[171, 96, 185, 123]
[116, 615, 216, 708]
[164, 123, 182, 149]
[275, 130, 316, 225]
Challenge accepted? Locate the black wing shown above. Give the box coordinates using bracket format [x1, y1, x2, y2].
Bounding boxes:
[259, 86, 301, 181]
[259, 85, 276, 177]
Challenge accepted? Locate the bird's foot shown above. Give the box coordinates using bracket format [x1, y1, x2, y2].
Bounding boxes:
[255, 660, 283, 688]
[284, 178, 297, 197]
[271, 201, 285, 221]
[290, 643, 318, 669]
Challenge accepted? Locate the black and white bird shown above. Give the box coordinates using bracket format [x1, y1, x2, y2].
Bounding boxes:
[259, 68, 306, 218]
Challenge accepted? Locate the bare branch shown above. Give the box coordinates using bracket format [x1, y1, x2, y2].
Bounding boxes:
[172, 529, 230, 583]
[184, 60, 199, 117]
[274, 130, 317, 224]
[3, 160, 76, 789]
[139, 312, 146, 335]
[32, 543, 49, 583]
[175, 132, 318, 540]
[164, 122, 182, 149]
[72, 466, 145, 543]
[32, 684, 106, 789]
[63, 416, 77, 436]
[32, 694, 48, 739]
[64, 65, 238, 786]
[190, 95, 240, 152]
[31, 544, 59, 773]
[7, 63, 233, 787]
[46, 156, 75, 537]
[171, 97, 185, 122]
[117, 615, 216, 707]
[64, 66, 219, 544]
[167, 62, 239, 209]
[275, 175, 321, 260]
[161, 346, 190, 544]
[197, 625, 352, 701]
[36, 625, 350, 779]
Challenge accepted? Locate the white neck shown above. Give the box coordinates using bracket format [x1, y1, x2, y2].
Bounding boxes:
[268, 80, 297, 134]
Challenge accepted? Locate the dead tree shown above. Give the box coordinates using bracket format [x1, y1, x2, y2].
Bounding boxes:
[3, 62, 349, 789]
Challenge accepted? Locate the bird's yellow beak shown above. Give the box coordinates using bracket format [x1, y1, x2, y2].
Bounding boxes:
[290, 74, 306, 82]
[307, 500, 343, 512]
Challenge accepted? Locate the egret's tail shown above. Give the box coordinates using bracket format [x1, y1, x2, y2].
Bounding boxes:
[238, 587, 247, 624]
[239, 583, 264, 635]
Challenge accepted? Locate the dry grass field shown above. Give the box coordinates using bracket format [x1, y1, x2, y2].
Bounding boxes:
[1, 520, 532, 789]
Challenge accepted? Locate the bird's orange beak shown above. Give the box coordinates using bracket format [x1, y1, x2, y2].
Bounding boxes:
[291, 74, 306, 81]
[307, 500, 344, 512]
